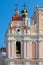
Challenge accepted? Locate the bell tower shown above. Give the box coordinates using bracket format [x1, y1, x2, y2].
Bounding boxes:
[6, 6, 25, 59]
[32, 4, 43, 59]
[5, 4, 32, 65]
[21, 3, 30, 27]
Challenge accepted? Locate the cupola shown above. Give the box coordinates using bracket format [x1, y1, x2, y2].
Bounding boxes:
[21, 3, 28, 18]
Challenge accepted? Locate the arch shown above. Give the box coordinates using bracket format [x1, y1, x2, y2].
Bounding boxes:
[16, 41, 21, 54]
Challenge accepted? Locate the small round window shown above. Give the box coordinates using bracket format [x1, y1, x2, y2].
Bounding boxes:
[17, 29, 20, 32]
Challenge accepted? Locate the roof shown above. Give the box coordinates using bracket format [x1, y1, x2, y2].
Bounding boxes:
[12, 15, 23, 21]
[32, 7, 43, 19]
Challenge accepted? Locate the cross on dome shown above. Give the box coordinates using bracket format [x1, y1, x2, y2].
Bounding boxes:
[16, 4, 18, 9]
[21, 3, 28, 17]
[15, 4, 19, 16]
[23, 3, 26, 9]
[12, 4, 23, 21]
[36, 3, 39, 8]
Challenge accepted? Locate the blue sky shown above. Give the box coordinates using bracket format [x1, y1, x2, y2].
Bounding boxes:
[0, 0, 43, 47]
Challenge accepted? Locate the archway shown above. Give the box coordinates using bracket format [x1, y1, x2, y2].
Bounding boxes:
[16, 41, 21, 54]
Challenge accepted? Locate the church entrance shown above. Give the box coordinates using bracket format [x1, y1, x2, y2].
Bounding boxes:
[16, 41, 21, 56]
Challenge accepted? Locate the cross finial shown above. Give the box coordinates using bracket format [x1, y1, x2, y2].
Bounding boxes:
[16, 4, 18, 9]
[23, 3, 26, 9]
[15, 4, 19, 15]
[36, 3, 38, 8]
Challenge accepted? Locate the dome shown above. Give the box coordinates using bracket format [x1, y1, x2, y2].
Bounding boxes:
[21, 10, 28, 15]
[12, 8, 23, 21]
[12, 16, 23, 21]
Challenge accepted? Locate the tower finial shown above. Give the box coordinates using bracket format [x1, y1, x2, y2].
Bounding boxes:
[16, 4, 18, 9]
[21, 3, 28, 18]
[23, 3, 26, 9]
[15, 4, 19, 16]
[36, 3, 38, 8]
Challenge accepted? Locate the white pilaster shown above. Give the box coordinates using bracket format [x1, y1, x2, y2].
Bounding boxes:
[24, 42, 27, 58]
[12, 41, 16, 58]
[39, 41, 43, 58]
[8, 41, 11, 58]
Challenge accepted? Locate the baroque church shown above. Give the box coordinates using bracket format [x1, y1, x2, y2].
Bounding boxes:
[1, 4, 43, 65]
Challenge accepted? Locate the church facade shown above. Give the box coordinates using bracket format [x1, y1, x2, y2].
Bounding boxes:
[4, 5, 43, 65]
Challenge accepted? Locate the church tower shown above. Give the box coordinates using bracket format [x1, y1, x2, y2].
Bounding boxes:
[5, 4, 43, 65]
[32, 4, 43, 59]
[6, 4, 30, 60]
[21, 3, 30, 27]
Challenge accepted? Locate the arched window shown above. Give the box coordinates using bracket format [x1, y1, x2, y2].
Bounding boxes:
[16, 41, 21, 54]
